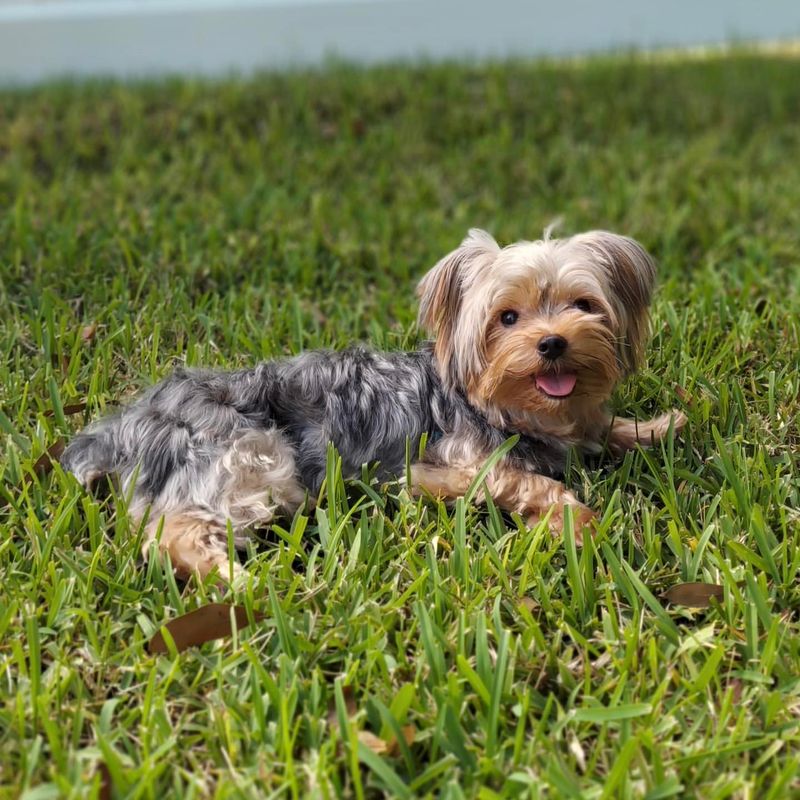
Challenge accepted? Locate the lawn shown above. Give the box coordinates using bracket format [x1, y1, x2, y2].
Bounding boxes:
[2, 53, 800, 798]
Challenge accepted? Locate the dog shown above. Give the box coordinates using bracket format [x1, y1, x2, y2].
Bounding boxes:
[62, 228, 686, 582]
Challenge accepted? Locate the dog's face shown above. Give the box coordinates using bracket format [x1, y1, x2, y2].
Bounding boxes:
[418, 229, 656, 425]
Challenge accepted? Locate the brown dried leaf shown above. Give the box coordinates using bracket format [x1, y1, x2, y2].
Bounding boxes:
[44, 402, 87, 418]
[148, 603, 266, 654]
[674, 384, 692, 405]
[663, 582, 724, 608]
[327, 685, 357, 726]
[96, 762, 112, 800]
[81, 322, 98, 343]
[518, 597, 538, 613]
[384, 725, 416, 757]
[358, 730, 389, 755]
[327, 686, 413, 757]
[727, 677, 743, 704]
[358, 724, 415, 756]
[341, 685, 357, 716]
[27, 439, 65, 482]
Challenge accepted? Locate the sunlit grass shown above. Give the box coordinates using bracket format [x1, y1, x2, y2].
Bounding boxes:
[2, 53, 800, 798]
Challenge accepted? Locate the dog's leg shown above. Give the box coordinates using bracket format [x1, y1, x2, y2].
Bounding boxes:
[407, 462, 475, 499]
[484, 466, 597, 545]
[214, 429, 307, 530]
[140, 428, 307, 584]
[141, 511, 245, 583]
[606, 410, 687, 453]
[409, 462, 596, 544]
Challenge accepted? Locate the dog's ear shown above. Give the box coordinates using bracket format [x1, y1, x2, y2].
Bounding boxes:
[574, 231, 657, 373]
[417, 229, 500, 387]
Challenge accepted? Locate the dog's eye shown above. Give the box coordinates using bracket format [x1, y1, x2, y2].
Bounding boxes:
[573, 299, 592, 313]
[500, 310, 519, 326]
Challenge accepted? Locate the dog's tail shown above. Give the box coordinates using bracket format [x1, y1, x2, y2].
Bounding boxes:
[60, 367, 215, 493]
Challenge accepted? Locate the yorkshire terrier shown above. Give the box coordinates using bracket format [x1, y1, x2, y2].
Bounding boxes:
[62, 229, 686, 582]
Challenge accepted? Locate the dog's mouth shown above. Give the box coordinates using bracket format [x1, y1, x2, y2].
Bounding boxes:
[534, 372, 577, 398]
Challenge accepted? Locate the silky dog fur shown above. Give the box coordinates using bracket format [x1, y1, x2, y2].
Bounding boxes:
[62, 229, 686, 582]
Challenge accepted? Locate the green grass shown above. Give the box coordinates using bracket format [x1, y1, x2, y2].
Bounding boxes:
[2, 53, 800, 798]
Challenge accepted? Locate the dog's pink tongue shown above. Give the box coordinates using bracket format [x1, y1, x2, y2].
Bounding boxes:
[536, 373, 577, 397]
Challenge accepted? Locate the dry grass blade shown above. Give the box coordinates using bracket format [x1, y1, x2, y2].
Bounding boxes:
[663, 583, 724, 608]
[673, 384, 693, 406]
[148, 604, 266, 654]
[354, 722, 415, 756]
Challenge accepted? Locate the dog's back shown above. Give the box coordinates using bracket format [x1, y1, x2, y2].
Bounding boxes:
[61, 348, 444, 515]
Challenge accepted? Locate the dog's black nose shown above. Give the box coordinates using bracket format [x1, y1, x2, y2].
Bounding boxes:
[537, 335, 568, 360]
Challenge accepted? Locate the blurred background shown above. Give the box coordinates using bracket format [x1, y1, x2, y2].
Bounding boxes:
[1, 0, 799, 84]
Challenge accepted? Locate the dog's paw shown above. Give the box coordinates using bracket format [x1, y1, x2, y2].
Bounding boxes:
[645, 410, 688, 445]
[609, 410, 688, 452]
[64, 465, 105, 490]
[559, 503, 598, 547]
[528, 502, 598, 546]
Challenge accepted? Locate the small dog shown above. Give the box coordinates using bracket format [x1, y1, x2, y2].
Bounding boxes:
[62, 229, 686, 582]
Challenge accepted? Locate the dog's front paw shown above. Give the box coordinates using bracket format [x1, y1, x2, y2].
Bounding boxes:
[528, 502, 598, 546]
[608, 410, 688, 452]
[645, 410, 688, 445]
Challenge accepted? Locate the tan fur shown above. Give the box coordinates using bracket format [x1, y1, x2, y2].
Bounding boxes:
[415, 228, 685, 545]
[474, 309, 620, 431]
[417, 229, 500, 388]
[139, 228, 682, 581]
[215, 429, 306, 527]
[417, 230, 657, 396]
[141, 511, 246, 584]
[606, 411, 688, 454]
[140, 428, 306, 583]
[410, 461, 597, 545]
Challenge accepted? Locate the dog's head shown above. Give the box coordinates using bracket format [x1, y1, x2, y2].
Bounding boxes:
[418, 228, 656, 426]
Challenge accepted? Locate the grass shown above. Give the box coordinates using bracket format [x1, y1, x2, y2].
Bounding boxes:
[2, 52, 800, 798]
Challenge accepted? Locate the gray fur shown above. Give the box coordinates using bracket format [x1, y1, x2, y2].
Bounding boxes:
[61, 344, 567, 521]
